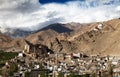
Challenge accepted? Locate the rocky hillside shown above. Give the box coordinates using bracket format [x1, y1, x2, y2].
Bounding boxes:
[48, 19, 120, 56]
[26, 23, 84, 45]
[26, 29, 59, 45]
[0, 19, 120, 56]
[0, 33, 13, 48]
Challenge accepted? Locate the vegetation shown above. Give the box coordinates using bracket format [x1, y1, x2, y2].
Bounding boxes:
[9, 62, 18, 76]
[67, 73, 89, 77]
[0, 63, 5, 68]
[0, 50, 18, 76]
[25, 72, 30, 77]
[0, 50, 18, 61]
[90, 73, 96, 77]
[58, 72, 64, 77]
[39, 70, 46, 77]
[0, 64, 17, 77]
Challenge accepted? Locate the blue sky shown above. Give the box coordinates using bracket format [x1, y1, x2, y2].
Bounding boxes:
[0, 0, 119, 31]
[39, 0, 72, 4]
[40, 0, 86, 4]
[39, 0, 118, 5]
[39, 0, 120, 7]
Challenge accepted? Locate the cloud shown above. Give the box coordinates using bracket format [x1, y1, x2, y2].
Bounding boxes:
[0, 0, 120, 31]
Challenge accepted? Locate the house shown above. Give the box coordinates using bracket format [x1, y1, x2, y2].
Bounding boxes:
[93, 23, 103, 31]
[113, 66, 120, 77]
[73, 53, 80, 59]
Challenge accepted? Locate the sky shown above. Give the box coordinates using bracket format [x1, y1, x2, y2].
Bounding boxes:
[39, 0, 72, 4]
[0, 0, 120, 31]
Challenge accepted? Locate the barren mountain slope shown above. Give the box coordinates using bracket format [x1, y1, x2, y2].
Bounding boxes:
[0, 33, 13, 48]
[26, 23, 84, 45]
[26, 29, 59, 45]
[67, 19, 120, 55]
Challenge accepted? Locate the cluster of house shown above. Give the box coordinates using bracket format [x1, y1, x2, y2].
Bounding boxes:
[1, 43, 120, 77]
[38, 52, 120, 77]
[43, 53, 103, 76]
[9, 52, 40, 77]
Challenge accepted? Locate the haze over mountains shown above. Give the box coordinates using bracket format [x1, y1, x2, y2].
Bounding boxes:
[0, 18, 120, 56]
[0, 27, 33, 38]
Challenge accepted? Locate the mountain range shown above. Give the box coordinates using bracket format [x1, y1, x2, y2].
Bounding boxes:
[0, 18, 120, 56]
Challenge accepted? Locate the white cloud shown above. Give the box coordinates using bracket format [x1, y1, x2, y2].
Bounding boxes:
[0, 0, 120, 31]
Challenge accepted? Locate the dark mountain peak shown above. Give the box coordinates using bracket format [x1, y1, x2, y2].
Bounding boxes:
[39, 23, 73, 33]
